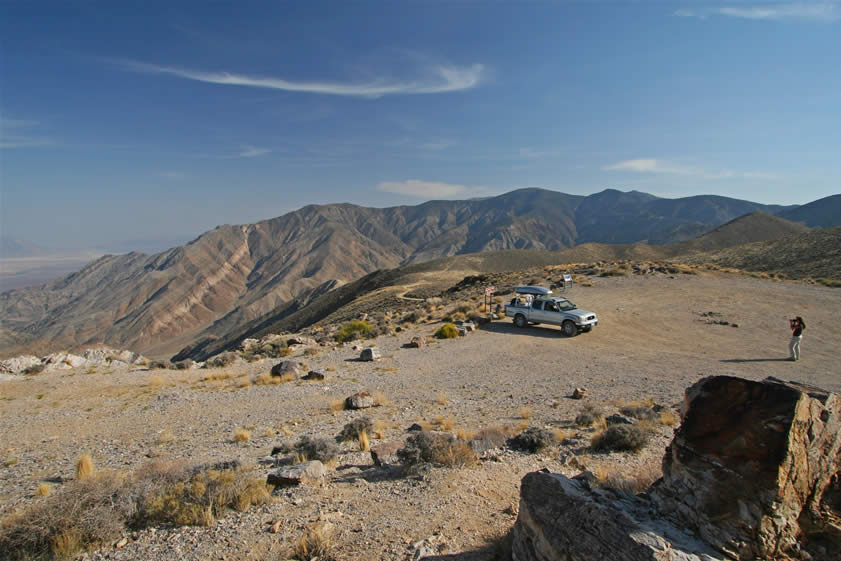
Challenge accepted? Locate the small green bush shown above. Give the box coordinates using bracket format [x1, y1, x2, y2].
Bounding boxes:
[591, 424, 652, 453]
[620, 405, 657, 421]
[335, 321, 373, 343]
[575, 403, 605, 427]
[434, 323, 459, 339]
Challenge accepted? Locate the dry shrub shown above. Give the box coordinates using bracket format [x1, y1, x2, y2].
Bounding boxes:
[148, 375, 165, 389]
[397, 431, 477, 471]
[372, 391, 390, 407]
[594, 462, 662, 494]
[518, 406, 533, 420]
[36, 483, 50, 497]
[202, 371, 234, 382]
[516, 420, 530, 432]
[433, 415, 456, 431]
[206, 352, 238, 368]
[456, 428, 476, 441]
[292, 521, 334, 561]
[619, 404, 657, 421]
[575, 403, 605, 427]
[435, 393, 449, 406]
[329, 399, 346, 413]
[659, 410, 678, 426]
[553, 428, 569, 442]
[336, 417, 373, 444]
[294, 436, 338, 463]
[157, 430, 175, 445]
[263, 428, 275, 437]
[591, 424, 652, 453]
[507, 427, 557, 453]
[471, 426, 508, 450]
[233, 428, 251, 443]
[76, 454, 94, 481]
[256, 372, 289, 385]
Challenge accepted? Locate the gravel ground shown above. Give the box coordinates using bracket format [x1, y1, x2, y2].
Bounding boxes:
[1, 272, 839, 560]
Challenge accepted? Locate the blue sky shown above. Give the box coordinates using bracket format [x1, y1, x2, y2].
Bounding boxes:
[1, 1, 840, 252]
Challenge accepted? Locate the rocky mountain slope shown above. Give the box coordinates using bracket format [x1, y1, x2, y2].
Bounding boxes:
[0, 188, 824, 359]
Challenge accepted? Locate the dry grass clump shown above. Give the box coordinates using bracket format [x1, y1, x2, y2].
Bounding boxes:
[36, 483, 50, 497]
[516, 420, 530, 432]
[594, 462, 663, 494]
[328, 398, 346, 413]
[436, 393, 449, 406]
[148, 375, 165, 389]
[256, 372, 292, 385]
[456, 428, 476, 441]
[294, 436, 339, 464]
[292, 521, 335, 561]
[75, 454, 94, 481]
[397, 431, 478, 471]
[619, 404, 657, 421]
[591, 424, 652, 453]
[507, 427, 557, 453]
[434, 323, 459, 339]
[518, 406, 533, 420]
[0, 462, 271, 561]
[372, 390, 390, 407]
[471, 426, 509, 450]
[659, 410, 678, 426]
[432, 415, 456, 431]
[372, 419, 387, 440]
[233, 427, 251, 442]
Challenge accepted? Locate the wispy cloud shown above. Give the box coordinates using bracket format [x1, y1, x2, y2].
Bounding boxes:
[603, 158, 780, 180]
[237, 145, 271, 158]
[677, 3, 841, 22]
[116, 60, 485, 98]
[377, 179, 492, 199]
[0, 116, 55, 149]
[718, 3, 840, 21]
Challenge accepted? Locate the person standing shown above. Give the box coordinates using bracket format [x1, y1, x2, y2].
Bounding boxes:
[789, 316, 805, 361]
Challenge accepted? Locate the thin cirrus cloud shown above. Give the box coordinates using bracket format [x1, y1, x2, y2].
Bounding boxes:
[117, 60, 485, 98]
[675, 3, 840, 22]
[377, 179, 493, 199]
[604, 159, 779, 180]
[0, 116, 55, 149]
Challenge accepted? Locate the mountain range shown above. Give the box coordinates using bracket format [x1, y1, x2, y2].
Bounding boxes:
[1, 188, 837, 359]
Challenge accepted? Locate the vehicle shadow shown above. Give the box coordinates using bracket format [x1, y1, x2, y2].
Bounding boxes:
[720, 358, 791, 363]
[482, 320, 566, 339]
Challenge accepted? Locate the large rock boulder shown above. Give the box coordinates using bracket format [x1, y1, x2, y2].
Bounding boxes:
[0, 355, 41, 374]
[650, 376, 841, 560]
[270, 360, 302, 379]
[266, 460, 326, 486]
[360, 347, 381, 361]
[512, 471, 726, 561]
[345, 391, 375, 410]
[512, 376, 841, 561]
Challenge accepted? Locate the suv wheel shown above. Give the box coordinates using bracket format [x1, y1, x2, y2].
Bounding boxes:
[514, 314, 527, 328]
[562, 320, 577, 337]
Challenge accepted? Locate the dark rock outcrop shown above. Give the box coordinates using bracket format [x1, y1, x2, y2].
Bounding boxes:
[512, 376, 841, 561]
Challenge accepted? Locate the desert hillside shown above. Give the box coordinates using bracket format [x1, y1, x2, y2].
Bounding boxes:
[0, 189, 826, 360]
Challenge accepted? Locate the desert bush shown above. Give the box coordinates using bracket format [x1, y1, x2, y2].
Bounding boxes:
[507, 427, 557, 453]
[335, 417, 373, 443]
[400, 310, 420, 324]
[397, 431, 478, 471]
[619, 405, 657, 421]
[206, 352, 238, 368]
[334, 320, 372, 343]
[817, 278, 841, 288]
[591, 424, 652, 453]
[36, 483, 50, 497]
[173, 359, 194, 370]
[575, 403, 605, 427]
[471, 426, 509, 450]
[432, 415, 456, 431]
[434, 323, 459, 339]
[518, 406, 533, 420]
[148, 360, 171, 370]
[233, 428, 251, 443]
[294, 436, 338, 463]
[292, 521, 334, 561]
[659, 410, 678, 426]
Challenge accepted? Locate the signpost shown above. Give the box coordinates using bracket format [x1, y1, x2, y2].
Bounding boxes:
[485, 286, 495, 316]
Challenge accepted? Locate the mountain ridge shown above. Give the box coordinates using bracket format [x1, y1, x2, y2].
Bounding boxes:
[0, 188, 835, 359]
